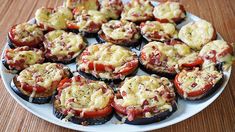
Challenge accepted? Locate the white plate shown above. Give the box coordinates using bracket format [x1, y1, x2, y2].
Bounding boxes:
[0, 1, 232, 132]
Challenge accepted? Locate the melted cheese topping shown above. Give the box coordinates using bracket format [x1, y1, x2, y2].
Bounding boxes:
[44, 30, 86, 58]
[5, 46, 44, 70]
[177, 67, 222, 92]
[153, 2, 185, 22]
[101, 20, 140, 40]
[115, 76, 175, 112]
[121, 0, 153, 22]
[71, 10, 107, 32]
[64, 0, 99, 11]
[35, 7, 73, 30]
[141, 21, 178, 41]
[199, 40, 233, 69]
[179, 20, 215, 50]
[59, 77, 113, 112]
[141, 41, 191, 72]
[178, 52, 199, 66]
[100, 0, 123, 19]
[12, 23, 43, 42]
[78, 43, 137, 78]
[17, 63, 65, 89]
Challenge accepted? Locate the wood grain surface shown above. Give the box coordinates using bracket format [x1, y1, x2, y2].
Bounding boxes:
[0, 0, 234, 132]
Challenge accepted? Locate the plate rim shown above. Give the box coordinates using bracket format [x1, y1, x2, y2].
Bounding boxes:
[0, 6, 232, 132]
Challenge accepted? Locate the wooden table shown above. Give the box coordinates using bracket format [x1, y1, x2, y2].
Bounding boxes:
[0, 0, 234, 131]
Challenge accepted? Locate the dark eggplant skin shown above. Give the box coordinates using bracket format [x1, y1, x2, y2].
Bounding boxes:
[53, 106, 113, 125]
[96, 31, 142, 47]
[10, 66, 72, 104]
[67, 29, 98, 38]
[176, 72, 224, 101]
[114, 101, 177, 125]
[11, 76, 52, 104]
[2, 59, 20, 74]
[7, 35, 16, 49]
[77, 67, 138, 84]
[138, 55, 176, 79]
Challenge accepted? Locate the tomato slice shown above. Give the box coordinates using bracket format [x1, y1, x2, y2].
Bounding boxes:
[88, 61, 115, 72]
[115, 59, 138, 75]
[181, 57, 204, 67]
[174, 74, 213, 98]
[112, 101, 143, 121]
[22, 84, 46, 93]
[8, 25, 42, 48]
[57, 78, 71, 90]
[82, 105, 113, 118]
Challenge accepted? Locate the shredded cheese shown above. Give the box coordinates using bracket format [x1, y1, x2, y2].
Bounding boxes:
[153, 2, 185, 22]
[121, 0, 153, 22]
[44, 30, 86, 59]
[100, 0, 123, 19]
[179, 20, 215, 50]
[35, 6, 73, 30]
[17, 63, 65, 89]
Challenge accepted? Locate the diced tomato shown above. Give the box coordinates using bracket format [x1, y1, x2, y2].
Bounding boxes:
[181, 57, 204, 67]
[174, 74, 213, 97]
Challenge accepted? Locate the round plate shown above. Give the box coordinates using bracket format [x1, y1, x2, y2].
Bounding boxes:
[0, 1, 232, 131]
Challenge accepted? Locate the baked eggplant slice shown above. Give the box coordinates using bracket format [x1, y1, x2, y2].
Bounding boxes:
[199, 40, 234, 70]
[139, 40, 194, 78]
[53, 75, 114, 125]
[67, 10, 107, 36]
[121, 0, 154, 23]
[8, 23, 44, 48]
[35, 6, 73, 31]
[2, 46, 45, 73]
[97, 20, 141, 46]
[112, 75, 177, 124]
[174, 67, 223, 100]
[100, 0, 123, 20]
[10, 63, 71, 104]
[179, 20, 216, 50]
[140, 21, 178, 42]
[43, 30, 87, 63]
[76, 43, 139, 80]
[153, 2, 186, 24]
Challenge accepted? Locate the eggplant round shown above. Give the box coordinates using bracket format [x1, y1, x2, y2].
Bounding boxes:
[177, 74, 224, 101]
[138, 55, 176, 79]
[96, 31, 142, 47]
[53, 101, 114, 125]
[114, 101, 177, 125]
[11, 77, 52, 104]
[2, 59, 19, 74]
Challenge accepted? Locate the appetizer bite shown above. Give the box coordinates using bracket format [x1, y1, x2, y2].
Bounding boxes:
[66, 0, 99, 13]
[77, 43, 138, 80]
[174, 67, 223, 100]
[199, 40, 234, 70]
[97, 20, 141, 46]
[43, 30, 87, 63]
[139, 40, 199, 78]
[100, 0, 123, 20]
[11, 63, 71, 104]
[3, 46, 44, 73]
[8, 23, 43, 48]
[121, 0, 154, 23]
[67, 10, 107, 36]
[153, 2, 186, 23]
[112, 75, 177, 124]
[140, 21, 178, 41]
[53, 75, 114, 125]
[179, 20, 216, 50]
[35, 6, 73, 30]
